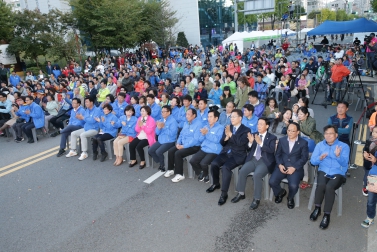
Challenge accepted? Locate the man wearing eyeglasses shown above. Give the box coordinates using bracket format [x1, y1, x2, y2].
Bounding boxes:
[309, 125, 349, 230]
[206, 109, 250, 206]
[269, 122, 309, 209]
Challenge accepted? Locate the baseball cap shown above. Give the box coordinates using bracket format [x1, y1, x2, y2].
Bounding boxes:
[330, 58, 336, 63]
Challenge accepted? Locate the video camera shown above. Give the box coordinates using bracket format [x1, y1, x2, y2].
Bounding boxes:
[365, 35, 372, 43]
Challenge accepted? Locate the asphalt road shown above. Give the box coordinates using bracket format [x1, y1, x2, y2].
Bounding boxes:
[0, 91, 375, 252]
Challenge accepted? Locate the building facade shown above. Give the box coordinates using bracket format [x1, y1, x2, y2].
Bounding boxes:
[3, 0, 21, 12]
[19, 0, 70, 13]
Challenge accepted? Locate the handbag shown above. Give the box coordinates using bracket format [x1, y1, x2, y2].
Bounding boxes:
[367, 175, 377, 193]
[291, 88, 298, 97]
[16, 118, 26, 124]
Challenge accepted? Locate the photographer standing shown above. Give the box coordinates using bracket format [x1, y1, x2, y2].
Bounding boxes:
[330, 58, 350, 106]
[365, 33, 377, 77]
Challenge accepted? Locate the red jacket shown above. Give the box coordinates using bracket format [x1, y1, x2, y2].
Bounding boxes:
[331, 64, 350, 83]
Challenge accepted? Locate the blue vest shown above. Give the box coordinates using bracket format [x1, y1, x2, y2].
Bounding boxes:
[329, 114, 352, 144]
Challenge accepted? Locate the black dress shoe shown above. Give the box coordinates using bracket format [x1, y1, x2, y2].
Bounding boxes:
[100, 152, 108, 162]
[139, 163, 146, 169]
[198, 171, 204, 181]
[275, 189, 287, 203]
[206, 184, 220, 193]
[249, 199, 260, 210]
[310, 207, 321, 221]
[93, 153, 98, 161]
[287, 198, 295, 209]
[56, 149, 66, 157]
[203, 175, 210, 183]
[231, 193, 246, 203]
[50, 131, 60, 137]
[218, 194, 228, 206]
[319, 214, 330, 229]
[129, 161, 138, 167]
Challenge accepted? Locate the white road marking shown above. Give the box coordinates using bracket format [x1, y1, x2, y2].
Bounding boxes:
[143, 171, 165, 184]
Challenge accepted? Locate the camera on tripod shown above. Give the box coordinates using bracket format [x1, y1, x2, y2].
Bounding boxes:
[365, 35, 372, 43]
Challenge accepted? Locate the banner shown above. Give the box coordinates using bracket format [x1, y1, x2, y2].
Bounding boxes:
[0, 45, 17, 65]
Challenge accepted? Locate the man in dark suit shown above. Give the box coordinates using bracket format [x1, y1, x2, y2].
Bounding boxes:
[269, 122, 309, 209]
[206, 109, 250, 206]
[231, 117, 277, 210]
[46, 61, 52, 76]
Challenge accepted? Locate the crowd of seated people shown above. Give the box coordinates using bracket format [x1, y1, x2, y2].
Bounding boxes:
[0, 40, 365, 229]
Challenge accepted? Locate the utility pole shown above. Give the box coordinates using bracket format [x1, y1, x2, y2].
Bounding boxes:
[234, 0, 238, 33]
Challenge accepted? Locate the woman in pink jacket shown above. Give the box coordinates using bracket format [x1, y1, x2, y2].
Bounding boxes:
[128, 105, 156, 169]
[227, 60, 236, 76]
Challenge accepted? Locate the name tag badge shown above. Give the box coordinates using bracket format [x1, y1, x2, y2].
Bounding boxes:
[210, 131, 215, 134]
[190, 130, 194, 132]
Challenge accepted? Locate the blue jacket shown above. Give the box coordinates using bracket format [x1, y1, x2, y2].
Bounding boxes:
[219, 112, 231, 126]
[119, 115, 137, 137]
[160, 72, 172, 80]
[197, 108, 209, 126]
[253, 102, 265, 118]
[177, 105, 194, 128]
[52, 69, 61, 79]
[177, 117, 203, 148]
[254, 82, 268, 100]
[0, 99, 12, 116]
[149, 75, 160, 86]
[150, 102, 162, 121]
[68, 106, 86, 127]
[208, 88, 222, 105]
[9, 75, 21, 87]
[113, 101, 129, 118]
[310, 138, 350, 176]
[84, 106, 101, 131]
[99, 113, 121, 137]
[16, 104, 31, 122]
[242, 115, 258, 133]
[28, 102, 45, 128]
[156, 115, 178, 144]
[327, 114, 353, 144]
[199, 122, 224, 154]
[172, 106, 180, 119]
[132, 104, 141, 118]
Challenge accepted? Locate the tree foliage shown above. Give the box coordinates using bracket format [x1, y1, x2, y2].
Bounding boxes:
[176, 32, 189, 48]
[70, 0, 177, 51]
[6, 9, 75, 66]
[0, 1, 15, 42]
[372, 0, 377, 13]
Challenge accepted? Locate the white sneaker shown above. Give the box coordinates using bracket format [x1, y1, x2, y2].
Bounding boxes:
[78, 152, 88, 161]
[171, 174, 185, 183]
[164, 170, 174, 178]
[305, 95, 310, 98]
[65, 150, 77, 158]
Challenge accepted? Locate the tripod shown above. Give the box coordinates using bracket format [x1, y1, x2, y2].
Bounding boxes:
[311, 63, 330, 108]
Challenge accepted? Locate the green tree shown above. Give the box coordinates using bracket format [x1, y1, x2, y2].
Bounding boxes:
[236, 1, 257, 27]
[7, 9, 75, 66]
[308, 11, 320, 19]
[176, 32, 189, 47]
[372, 0, 377, 13]
[140, 0, 178, 48]
[320, 8, 336, 22]
[7, 10, 52, 66]
[70, 0, 142, 52]
[0, 1, 15, 43]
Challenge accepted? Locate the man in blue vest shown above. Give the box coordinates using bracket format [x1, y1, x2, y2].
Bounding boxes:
[327, 101, 353, 146]
[327, 101, 353, 177]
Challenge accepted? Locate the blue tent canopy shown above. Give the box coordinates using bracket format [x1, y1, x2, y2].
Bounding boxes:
[307, 18, 377, 35]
